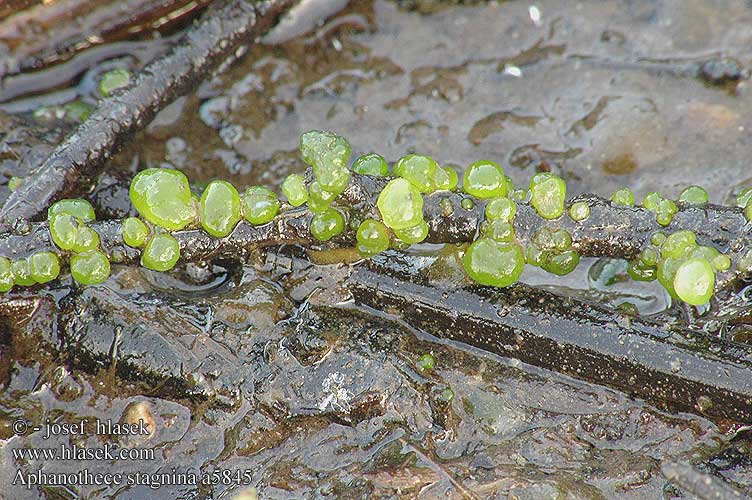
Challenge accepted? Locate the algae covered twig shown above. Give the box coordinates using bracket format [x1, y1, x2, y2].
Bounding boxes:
[0, 0, 295, 229]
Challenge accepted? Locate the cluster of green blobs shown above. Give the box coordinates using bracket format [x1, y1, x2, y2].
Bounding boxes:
[395, 154, 457, 193]
[130, 168, 197, 231]
[631, 229, 729, 306]
[525, 227, 580, 276]
[642, 191, 678, 226]
[0, 252, 61, 292]
[375, 177, 427, 252]
[529, 172, 566, 220]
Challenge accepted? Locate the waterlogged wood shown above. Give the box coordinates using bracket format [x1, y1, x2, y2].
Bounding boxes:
[0, 0, 295, 229]
[345, 262, 752, 423]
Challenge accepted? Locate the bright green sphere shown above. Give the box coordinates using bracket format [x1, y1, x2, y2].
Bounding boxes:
[48, 199, 96, 222]
[673, 258, 715, 306]
[300, 130, 351, 193]
[281, 174, 309, 207]
[356, 219, 390, 256]
[642, 192, 663, 211]
[200, 180, 241, 237]
[377, 178, 424, 230]
[72, 226, 100, 253]
[310, 208, 345, 242]
[308, 181, 337, 213]
[129, 168, 197, 230]
[393, 220, 429, 245]
[30, 252, 60, 284]
[395, 154, 439, 193]
[712, 254, 731, 271]
[569, 201, 590, 221]
[661, 230, 696, 259]
[141, 233, 181, 272]
[122, 217, 149, 248]
[611, 187, 634, 206]
[655, 199, 678, 226]
[70, 250, 111, 285]
[657, 257, 681, 300]
[242, 186, 280, 225]
[463, 239, 524, 287]
[679, 185, 709, 204]
[352, 153, 389, 177]
[0, 257, 13, 292]
[529, 172, 566, 220]
[11, 258, 35, 286]
[481, 220, 514, 243]
[435, 166, 458, 191]
[543, 250, 580, 276]
[416, 353, 435, 372]
[49, 214, 79, 250]
[485, 197, 516, 222]
[99, 68, 131, 96]
[463, 160, 507, 199]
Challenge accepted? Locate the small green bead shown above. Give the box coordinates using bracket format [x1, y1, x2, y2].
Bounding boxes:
[673, 258, 715, 306]
[463, 239, 524, 287]
[377, 178, 424, 230]
[308, 181, 336, 213]
[394, 154, 439, 193]
[485, 197, 516, 222]
[569, 201, 590, 222]
[650, 232, 666, 246]
[352, 153, 389, 177]
[461, 198, 475, 210]
[48, 199, 96, 222]
[70, 250, 111, 285]
[436, 166, 459, 191]
[7, 176, 22, 193]
[242, 186, 280, 225]
[72, 226, 100, 253]
[200, 180, 242, 237]
[0, 257, 13, 292]
[529, 172, 566, 220]
[638, 247, 659, 267]
[356, 219, 391, 256]
[300, 130, 351, 194]
[99, 68, 131, 96]
[30, 252, 60, 284]
[141, 233, 180, 272]
[511, 189, 529, 202]
[49, 214, 79, 250]
[393, 221, 429, 245]
[712, 254, 731, 272]
[481, 220, 514, 242]
[736, 187, 752, 208]
[661, 230, 696, 259]
[310, 208, 345, 241]
[463, 160, 507, 199]
[130, 168, 197, 230]
[655, 199, 678, 226]
[642, 191, 663, 211]
[440, 197, 454, 216]
[11, 258, 35, 286]
[63, 100, 94, 122]
[543, 250, 580, 276]
[739, 250, 752, 273]
[611, 187, 634, 206]
[679, 185, 709, 204]
[281, 174, 309, 207]
[416, 353, 435, 372]
[122, 217, 149, 248]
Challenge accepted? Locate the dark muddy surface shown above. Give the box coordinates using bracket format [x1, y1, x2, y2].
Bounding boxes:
[2, 1, 752, 498]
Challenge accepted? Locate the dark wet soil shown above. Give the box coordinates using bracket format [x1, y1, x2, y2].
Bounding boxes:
[2, 1, 752, 498]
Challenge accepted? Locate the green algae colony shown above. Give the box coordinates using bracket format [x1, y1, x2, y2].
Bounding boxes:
[1, 129, 750, 308]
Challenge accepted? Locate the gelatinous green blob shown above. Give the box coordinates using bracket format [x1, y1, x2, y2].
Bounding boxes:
[650, 232, 666, 246]
[310, 208, 345, 241]
[525, 244, 547, 267]
[11, 258, 35, 286]
[461, 198, 474, 210]
[356, 219, 390, 256]
[394, 221, 429, 245]
[242, 186, 280, 225]
[435, 166, 458, 191]
[416, 353, 435, 372]
[485, 197, 516, 222]
[529, 172, 566, 220]
[0, 257, 13, 292]
[569, 201, 590, 222]
[130, 168, 197, 230]
[736, 187, 752, 208]
[739, 249, 752, 273]
[122, 217, 149, 248]
[712, 254, 731, 272]
[661, 230, 696, 259]
[48, 199, 96, 222]
[611, 188, 634, 206]
[352, 153, 389, 177]
[463, 160, 507, 199]
[690, 245, 719, 262]
[532, 227, 555, 250]
[63, 100, 94, 122]
[481, 220, 514, 242]
[511, 189, 529, 202]
[49, 214, 79, 250]
[72, 226, 100, 253]
[657, 257, 681, 299]
[30, 252, 60, 284]
[544, 250, 580, 276]
[551, 229, 572, 252]
[300, 130, 351, 194]
[99, 68, 131, 96]
[394, 154, 439, 193]
[281, 174, 309, 207]
[377, 178, 424, 230]
[70, 250, 111, 285]
[679, 185, 709, 204]
[7, 176, 22, 193]
[463, 239, 524, 287]
[642, 191, 663, 211]
[439, 197, 454, 216]
[673, 258, 715, 306]
[655, 199, 678, 226]
[308, 181, 336, 213]
[638, 247, 659, 267]
[200, 180, 242, 237]
[141, 233, 180, 272]
[627, 260, 657, 281]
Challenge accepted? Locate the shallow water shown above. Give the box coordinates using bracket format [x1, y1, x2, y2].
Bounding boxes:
[2, 1, 752, 498]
